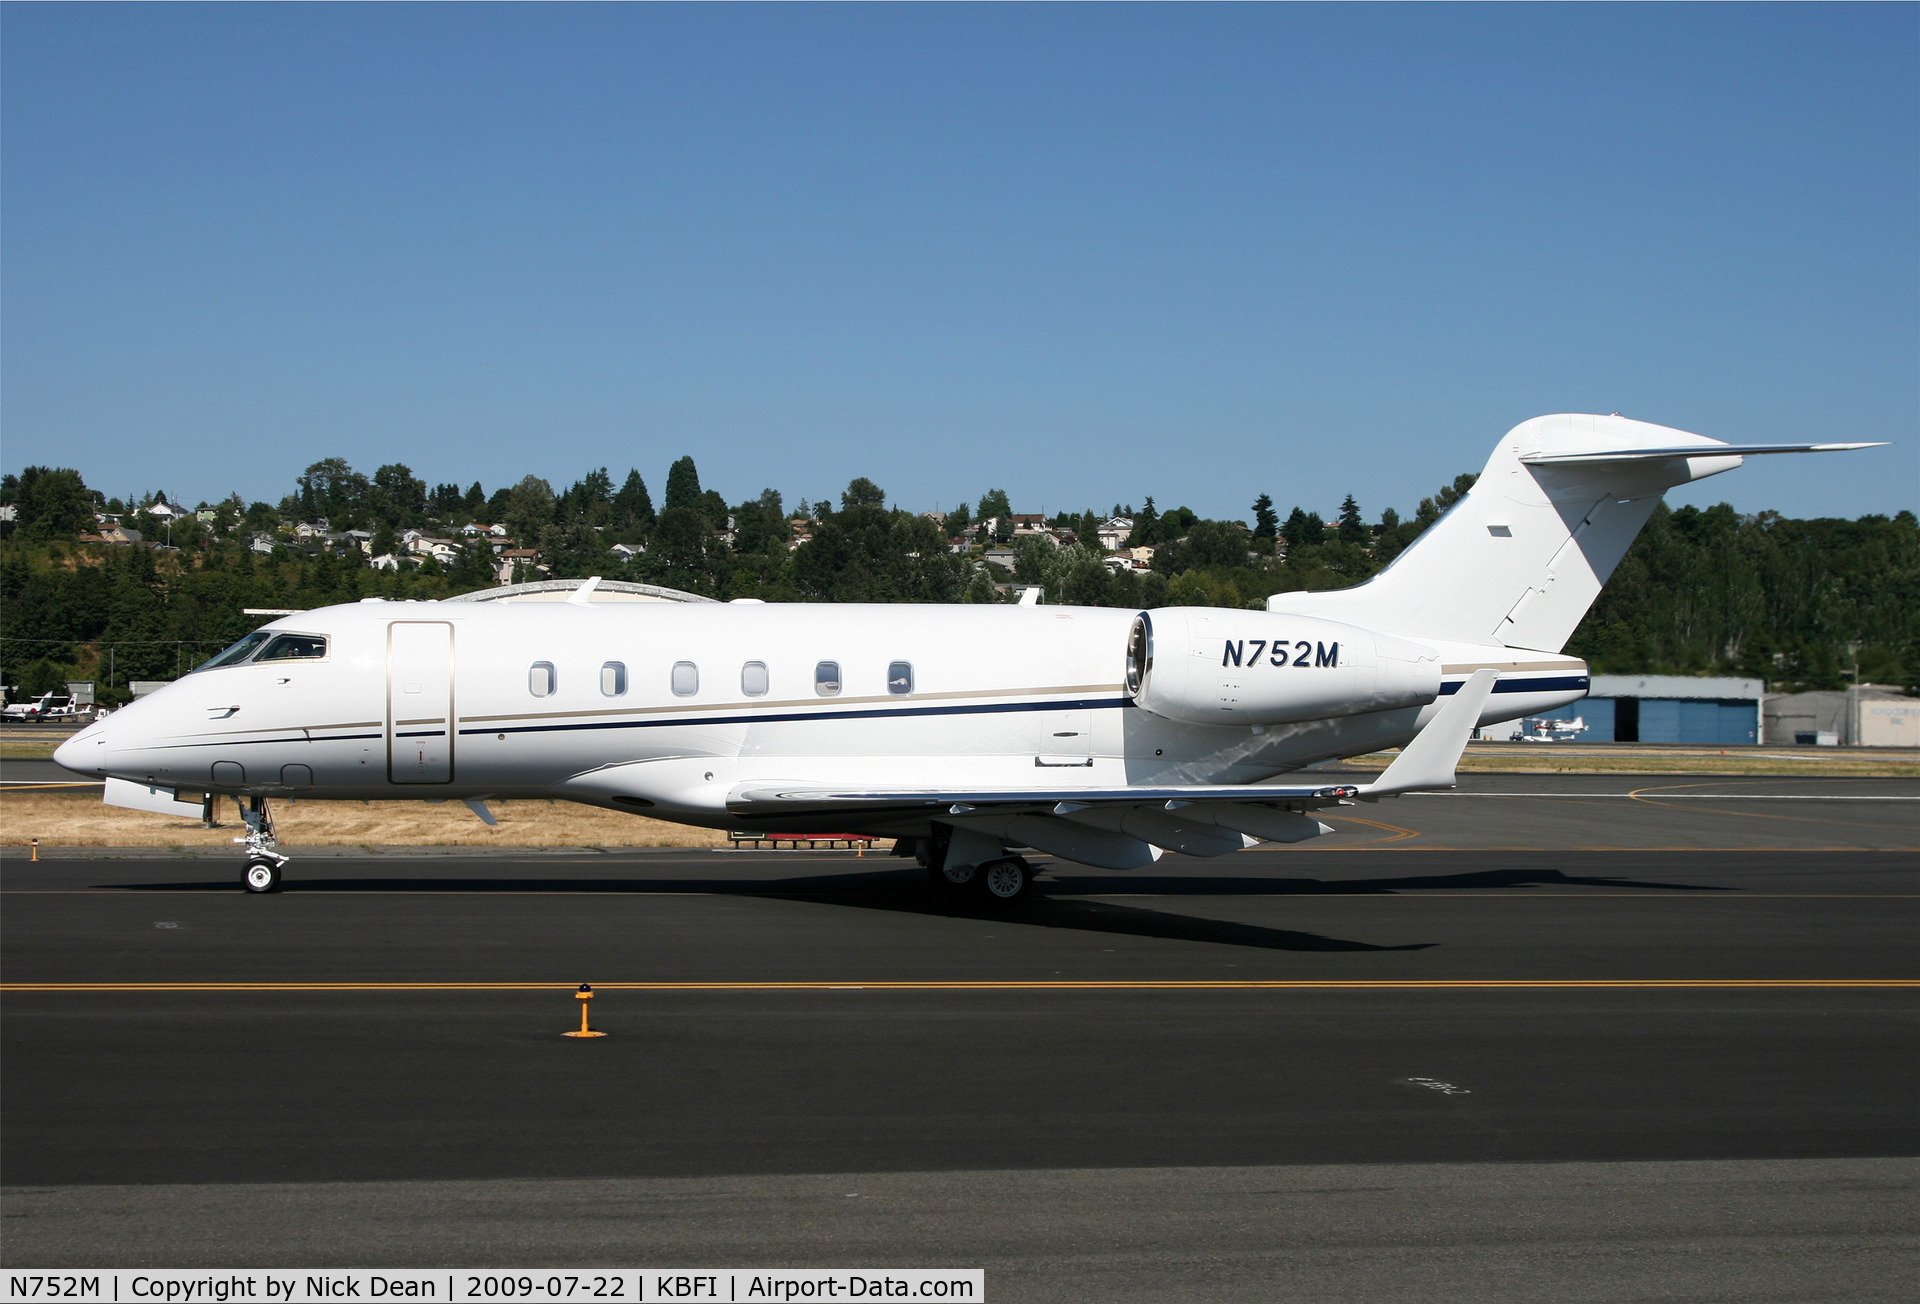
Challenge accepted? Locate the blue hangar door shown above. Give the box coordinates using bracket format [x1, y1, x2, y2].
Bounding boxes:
[387, 621, 454, 783]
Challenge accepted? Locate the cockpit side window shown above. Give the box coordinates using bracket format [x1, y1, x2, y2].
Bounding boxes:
[194, 631, 273, 672]
[256, 633, 329, 662]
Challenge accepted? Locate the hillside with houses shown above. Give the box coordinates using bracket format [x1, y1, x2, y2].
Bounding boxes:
[1, 455, 1914, 707]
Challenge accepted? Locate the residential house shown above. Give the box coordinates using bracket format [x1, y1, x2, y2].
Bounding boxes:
[982, 547, 1017, 571]
[369, 553, 404, 572]
[979, 513, 1049, 539]
[248, 533, 276, 556]
[609, 542, 645, 561]
[1095, 517, 1133, 551]
[496, 548, 542, 584]
[293, 521, 331, 541]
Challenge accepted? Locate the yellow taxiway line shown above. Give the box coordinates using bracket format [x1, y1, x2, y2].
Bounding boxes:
[2, 979, 1913, 993]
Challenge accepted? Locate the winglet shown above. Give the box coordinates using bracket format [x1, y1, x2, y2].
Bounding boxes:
[566, 576, 603, 606]
[1360, 669, 1499, 798]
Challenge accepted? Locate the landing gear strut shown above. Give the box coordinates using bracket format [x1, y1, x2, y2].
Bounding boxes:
[918, 827, 975, 889]
[235, 796, 287, 893]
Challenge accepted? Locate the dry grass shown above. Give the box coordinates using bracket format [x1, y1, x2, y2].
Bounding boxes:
[1, 737, 76, 760]
[0, 789, 736, 848]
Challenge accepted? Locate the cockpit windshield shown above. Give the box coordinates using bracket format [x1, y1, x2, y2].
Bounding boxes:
[257, 633, 328, 661]
[192, 630, 329, 672]
[194, 631, 273, 672]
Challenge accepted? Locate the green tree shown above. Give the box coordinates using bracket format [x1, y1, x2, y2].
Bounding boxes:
[1282, 507, 1324, 548]
[296, 458, 370, 525]
[1251, 493, 1279, 542]
[664, 456, 704, 514]
[10, 467, 95, 539]
[613, 470, 655, 533]
[371, 464, 427, 526]
[1126, 497, 1160, 548]
[1337, 494, 1368, 545]
[502, 476, 555, 544]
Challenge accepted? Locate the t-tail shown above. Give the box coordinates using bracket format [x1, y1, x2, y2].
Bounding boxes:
[1266, 413, 1884, 654]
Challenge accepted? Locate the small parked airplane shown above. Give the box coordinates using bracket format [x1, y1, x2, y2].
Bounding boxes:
[55, 414, 1881, 898]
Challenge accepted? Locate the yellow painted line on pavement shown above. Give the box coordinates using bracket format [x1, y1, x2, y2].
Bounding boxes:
[2, 979, 1913, 993]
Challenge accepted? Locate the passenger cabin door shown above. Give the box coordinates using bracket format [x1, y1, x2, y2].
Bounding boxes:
[1035, 707, 1094, 768]
[387, 621, 453, 784]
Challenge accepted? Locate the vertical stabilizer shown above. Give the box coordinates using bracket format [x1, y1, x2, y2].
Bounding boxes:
[1267, 414, 1878, 654]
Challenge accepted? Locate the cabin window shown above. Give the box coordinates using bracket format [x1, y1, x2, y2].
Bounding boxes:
[529, 661, 556, 697]
[256, 633, 329, 662]
[671, 661, 699, 697]
[741, 661, 769, 696]
[814, 661, 841, 696]
[600, 661, 627, 696]
[887, 661, 913, 695]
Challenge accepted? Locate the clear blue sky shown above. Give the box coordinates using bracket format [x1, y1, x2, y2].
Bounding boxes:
[4, 4, 1914, 522]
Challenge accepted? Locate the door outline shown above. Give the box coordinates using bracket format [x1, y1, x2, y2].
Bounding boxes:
[387, 620, 455, 784]
[1035, 707, 1095, 767]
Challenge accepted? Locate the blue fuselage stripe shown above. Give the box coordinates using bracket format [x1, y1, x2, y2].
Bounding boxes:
[458, 695, 1136, 739]
[1440, 675, 1589, 696]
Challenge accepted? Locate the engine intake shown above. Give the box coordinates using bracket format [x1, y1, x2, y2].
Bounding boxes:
[1127, 608, 1439, 727]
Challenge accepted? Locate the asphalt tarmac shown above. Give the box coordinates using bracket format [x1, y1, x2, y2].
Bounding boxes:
[3, 774, 1916, 1300]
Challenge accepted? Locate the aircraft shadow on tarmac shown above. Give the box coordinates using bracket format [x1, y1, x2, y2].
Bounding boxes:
[96, 862, 1727, 954]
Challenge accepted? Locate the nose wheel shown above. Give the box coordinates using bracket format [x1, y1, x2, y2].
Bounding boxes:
[235, 796, 288, 893]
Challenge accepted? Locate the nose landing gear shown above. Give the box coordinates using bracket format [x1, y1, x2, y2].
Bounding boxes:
[235, 796, 288, 893]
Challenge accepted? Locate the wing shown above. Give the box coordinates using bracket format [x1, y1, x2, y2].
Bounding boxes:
[726, 671, 1499, 865]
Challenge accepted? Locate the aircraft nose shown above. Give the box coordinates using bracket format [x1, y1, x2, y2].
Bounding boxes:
[53, 726, 104, 776]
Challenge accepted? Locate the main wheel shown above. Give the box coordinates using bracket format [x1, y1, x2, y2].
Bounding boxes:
[929, 861, 975, 889]
[243, 858, 282, 894]
[976, 856, 1032, 903]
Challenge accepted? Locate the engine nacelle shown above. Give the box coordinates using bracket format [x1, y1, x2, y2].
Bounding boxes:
[1125, 608, 1440, 727]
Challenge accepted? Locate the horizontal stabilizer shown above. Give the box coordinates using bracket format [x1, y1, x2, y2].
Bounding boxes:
[1520, 442, 1884, 465]
[1359, 668, 1498, 798]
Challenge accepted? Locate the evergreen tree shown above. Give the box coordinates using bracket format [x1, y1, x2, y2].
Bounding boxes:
[1282, 506, 1325, 548]
[1338, 494, 1367, 544]
[1126, 497, 1160, 548]
[664, 456, 703, 514]
[613, 470, 655, 532]
[1251, 493, 1278, 542]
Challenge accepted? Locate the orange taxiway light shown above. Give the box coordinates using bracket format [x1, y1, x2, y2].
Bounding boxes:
[564, 982, 607, 1038]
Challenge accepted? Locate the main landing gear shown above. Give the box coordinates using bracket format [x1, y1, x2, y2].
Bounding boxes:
[916, 835, 1034, 904]
[235, 796, 288, 893]
[975, 856, 1034, 904]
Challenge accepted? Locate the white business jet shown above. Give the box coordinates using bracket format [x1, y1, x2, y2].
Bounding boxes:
[55, 415, 1880, 898]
